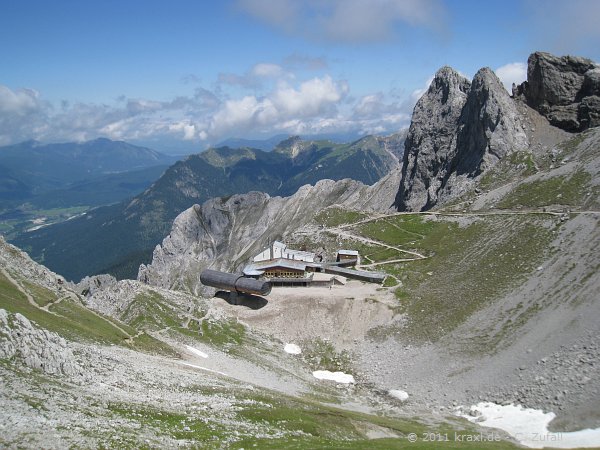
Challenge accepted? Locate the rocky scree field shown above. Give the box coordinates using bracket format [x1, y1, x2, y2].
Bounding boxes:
[0, 237, 521, 449]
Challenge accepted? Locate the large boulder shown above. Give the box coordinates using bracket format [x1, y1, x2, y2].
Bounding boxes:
[517, 52, 600, 131]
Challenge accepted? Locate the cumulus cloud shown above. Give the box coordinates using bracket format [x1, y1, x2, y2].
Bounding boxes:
[351, 92, 411, 134]
[495, 62, 527, 93]
[0, 68, 412, 148]
[0, 85, 49, 145]
[272, 76, 347, 116]
[209, 75, 348, 136]
[0, 86, 42, 115]
[236, 0, 448, 43]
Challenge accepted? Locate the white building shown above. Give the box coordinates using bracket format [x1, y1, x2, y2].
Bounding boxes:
[253, 241, 315, 263]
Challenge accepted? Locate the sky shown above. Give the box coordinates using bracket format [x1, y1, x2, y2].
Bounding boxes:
[1, 0, 599, 153]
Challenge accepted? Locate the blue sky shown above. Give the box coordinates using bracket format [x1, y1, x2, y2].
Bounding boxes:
[1, 0, 599, 153]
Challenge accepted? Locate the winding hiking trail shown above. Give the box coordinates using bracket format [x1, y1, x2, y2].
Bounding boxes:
[0, 265, 140, 343]
[0, 266, 57, 314]
[324, 208, 600, 271]
[325, 220, 427, 271]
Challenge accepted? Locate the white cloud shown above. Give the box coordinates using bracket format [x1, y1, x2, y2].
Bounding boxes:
[169, 122, 198, 141]
[495, 62, 527, 93]
[251, 63, 285, 78]
[0, 86, 41, 114]
[350, 91, 411, 134]
[235, 0, 448, 43]
[354, 93, 387, 117]
[0, 70, 412, 148]
[272, 76, 347, 116]
[0, 85, 48, 145]
[209, 75, 348, 136]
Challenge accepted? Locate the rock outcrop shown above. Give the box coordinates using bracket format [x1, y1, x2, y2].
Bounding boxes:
[0, 309, 79, 376]
[75, 274, 118, 298]
[515, 52, 600, 131]
[395, 66, 528, 211]
[138, 172, 400, 294]
[394, 67, 471, 211]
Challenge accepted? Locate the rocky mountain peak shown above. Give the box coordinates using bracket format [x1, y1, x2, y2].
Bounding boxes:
[395, 62, 527, 211]
[515, 51, 600, 131]
[274, 135, 303, 156]
[454, 66, 528, 175]
[393, 67, 470, 211]
[430, 66, 472, 103]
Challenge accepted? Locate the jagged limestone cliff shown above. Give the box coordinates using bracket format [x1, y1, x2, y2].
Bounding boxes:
[395, 66, 528, 211]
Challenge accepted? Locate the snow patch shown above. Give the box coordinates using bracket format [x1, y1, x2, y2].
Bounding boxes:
[388, 389, 409, 402]
[284, 343, 302, 354]
[180, 362, 227, 377]
[458, 402, 600, 449]
[312, 370, 355, 384]
[185, 345, 208, 359]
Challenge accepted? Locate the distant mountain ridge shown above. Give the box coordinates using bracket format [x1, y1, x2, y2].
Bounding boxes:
[0, 138, 178, 206]
[216, 135, 289, 151]
[12, 134, 403, 281]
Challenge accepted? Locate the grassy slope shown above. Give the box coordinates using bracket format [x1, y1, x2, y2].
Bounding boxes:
[357, 214, 557, 345]
[307, 129, 600, 347]
[0, 268, 174, 355]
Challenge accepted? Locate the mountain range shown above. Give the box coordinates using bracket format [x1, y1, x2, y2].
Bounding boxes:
[0, 138, 180, 241]
[0, 138, 177, 202]
[1, 51, 599, 448]
[11, 134, 404, 281]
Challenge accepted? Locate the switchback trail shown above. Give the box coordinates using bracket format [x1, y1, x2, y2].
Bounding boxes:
[323, 208, 600, 269]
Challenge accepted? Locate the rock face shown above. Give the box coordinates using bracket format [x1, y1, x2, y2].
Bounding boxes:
[0, 309, 79, 376]
[138, 173, 400, 294]
[394, 67, 471, 211]
[395, 66, 528, 211]
[515, 52, 600, 131]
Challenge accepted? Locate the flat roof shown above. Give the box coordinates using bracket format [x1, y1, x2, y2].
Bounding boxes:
[337, 250, 359, 256]
[324, 266, 386, 283]
[244, 258, 308, 272]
